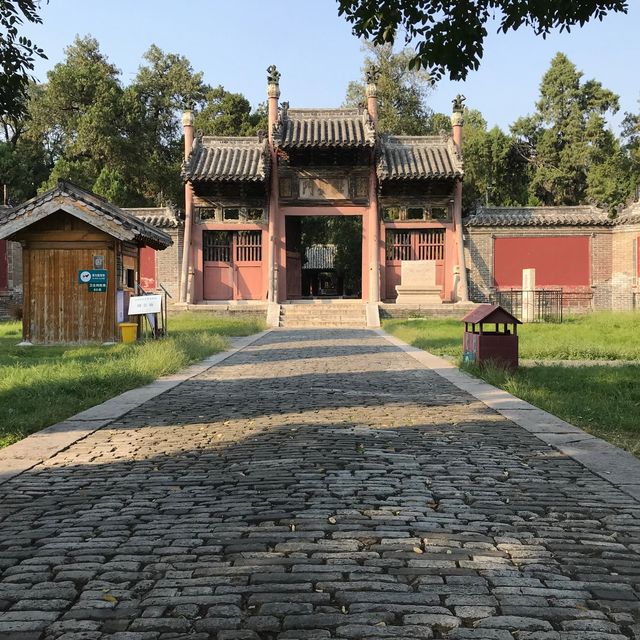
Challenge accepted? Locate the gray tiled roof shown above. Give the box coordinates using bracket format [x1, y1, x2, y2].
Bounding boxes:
[124, 207, 182, 228]
[0, 181, 172, 249]
[378, 136, 463, 181]
[465, 206, 613, 227]
[615, 201, 640, 225]
[274, 108, 375, 149]
[183, 137, 269, 182]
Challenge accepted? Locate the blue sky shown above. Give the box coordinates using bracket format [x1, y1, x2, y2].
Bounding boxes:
[22, 1, 640, 132]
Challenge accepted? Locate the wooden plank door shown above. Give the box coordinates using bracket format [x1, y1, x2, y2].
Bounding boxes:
[27, 246, 115, 343]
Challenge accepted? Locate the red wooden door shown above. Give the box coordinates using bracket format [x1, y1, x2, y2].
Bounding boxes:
[203, 231, 233, 300]
[139, 246, 156, 291]
[234, 231, 263, 300]
[384, 229, 445, 300]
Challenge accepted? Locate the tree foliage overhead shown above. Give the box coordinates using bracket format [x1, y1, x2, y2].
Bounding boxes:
[337, 0, 628, 81]
[0, 0, 47, 121]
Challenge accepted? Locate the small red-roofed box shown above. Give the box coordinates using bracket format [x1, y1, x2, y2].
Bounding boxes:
[462, 304, 522, 369]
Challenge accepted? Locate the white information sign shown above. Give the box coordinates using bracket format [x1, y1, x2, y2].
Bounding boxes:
[128, 294, 162, 315]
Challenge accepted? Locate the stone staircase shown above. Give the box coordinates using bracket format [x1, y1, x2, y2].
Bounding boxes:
[279, 302, 368, 328]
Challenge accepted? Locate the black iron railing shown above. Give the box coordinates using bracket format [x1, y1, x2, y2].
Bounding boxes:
[490, 289, 564, 323]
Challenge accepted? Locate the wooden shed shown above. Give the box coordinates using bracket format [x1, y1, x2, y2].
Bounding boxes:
[0, 180, 172, 344]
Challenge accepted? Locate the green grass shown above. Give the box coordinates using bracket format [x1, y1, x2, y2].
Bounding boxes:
[466, 362, 640, 456]
[384, 312, 640, 455]
[0, 313, 265, 448]
[384, 312, 640, 361]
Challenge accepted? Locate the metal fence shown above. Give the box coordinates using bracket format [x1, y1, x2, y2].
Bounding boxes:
[490, 289, 564, 323]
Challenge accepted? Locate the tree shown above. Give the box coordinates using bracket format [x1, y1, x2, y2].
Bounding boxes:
[25, 36, 131, 197]
[196, 86, 267, 136]
[126, 44, 208, 205]
[621, 104, 640, 197]
[461, 109, 530, 212]
[512, 52, 629, 210]
[345, 43, 436, 135]
[336, 0, 627, 81]
[0, 0, 47, 121]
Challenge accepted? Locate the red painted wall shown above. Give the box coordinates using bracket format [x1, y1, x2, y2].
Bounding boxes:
[494, 236, 590, 288]
[139, 246, 157, 291]
[0, 240, 7, 291]
[637, 237, 640, 279]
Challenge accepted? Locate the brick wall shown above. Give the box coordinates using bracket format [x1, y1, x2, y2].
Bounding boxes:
[610, 225, 639, 310]
[464, 226, 614, 312]
[156, 226, 183, 300]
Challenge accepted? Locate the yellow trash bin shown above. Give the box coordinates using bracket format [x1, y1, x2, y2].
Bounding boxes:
[118, 322, 138, 344]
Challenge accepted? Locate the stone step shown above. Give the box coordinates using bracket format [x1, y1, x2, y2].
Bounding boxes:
[279, 303, 367, 328]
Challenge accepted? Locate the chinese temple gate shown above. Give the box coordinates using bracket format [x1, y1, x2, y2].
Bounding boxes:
[179, 66, 468, 312]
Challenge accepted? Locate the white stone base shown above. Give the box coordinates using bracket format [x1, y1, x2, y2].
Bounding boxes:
[395, 286, 442, 305]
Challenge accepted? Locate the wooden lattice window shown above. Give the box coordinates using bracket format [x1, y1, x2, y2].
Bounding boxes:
[203, 231, 231, 262]
[386, 231, 413, 260]
[236, 231, 262, 262]
[386, 229, 444, 261]
[416, 229, 445, 260]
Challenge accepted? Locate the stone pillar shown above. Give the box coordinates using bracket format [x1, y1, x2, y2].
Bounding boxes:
[451, 95, 469, 303]
[267, 65, 280, 303]
[522, 268, 536, 323]
[180, 110, 194, 303]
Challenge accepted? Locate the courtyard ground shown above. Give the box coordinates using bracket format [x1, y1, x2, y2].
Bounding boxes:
[0, 313, 265, 448]
[384, 314, 640, 456]
[0, 328, 639, 639]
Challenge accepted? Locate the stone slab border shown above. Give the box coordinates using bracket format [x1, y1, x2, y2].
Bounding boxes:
[374, 328, 640, 502]
[0, 330, 272, 486]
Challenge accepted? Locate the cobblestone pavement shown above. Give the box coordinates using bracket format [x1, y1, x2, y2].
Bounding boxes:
[1, 329, 640, 640]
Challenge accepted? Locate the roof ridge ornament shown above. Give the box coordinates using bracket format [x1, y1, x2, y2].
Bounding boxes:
[267, 64, 281, 85]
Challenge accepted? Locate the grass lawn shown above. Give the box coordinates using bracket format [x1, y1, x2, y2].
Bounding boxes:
[384, 312, 640, 361]
[384, 313, 640, 455]
[0, 313, 265, 448]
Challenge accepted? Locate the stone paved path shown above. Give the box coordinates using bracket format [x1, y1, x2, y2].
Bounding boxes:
[1, 329, 640, 640]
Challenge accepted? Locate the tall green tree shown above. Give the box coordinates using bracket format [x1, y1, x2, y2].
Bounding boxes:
[462, 109, 530, 212]
[337, 1, 627, 81]
[126, 44, 208, 205]
[24, 36, 134, 199]
[512, 52, 628, 209]
[345, 44, 438, 135]
[196, 86, 267, 136]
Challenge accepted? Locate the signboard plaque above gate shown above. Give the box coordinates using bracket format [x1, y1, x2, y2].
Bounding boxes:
[299, 177, 349, 200]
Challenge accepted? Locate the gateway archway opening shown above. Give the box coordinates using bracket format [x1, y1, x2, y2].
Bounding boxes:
[285, 216, 362, 300]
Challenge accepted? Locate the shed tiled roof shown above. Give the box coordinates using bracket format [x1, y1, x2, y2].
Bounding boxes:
[465, 206, 613, 227]
[0, 181, 172, 249]
[378, 136, 463, 181]
[274, 108, 375, 149]
[183, 137, 269, 182]
[124, 207, 182, 228]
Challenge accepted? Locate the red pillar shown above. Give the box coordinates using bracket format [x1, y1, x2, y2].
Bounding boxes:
[451, 97, 469, 302]
[180, 110, 195, 303]
[266, 66, 281, 303]
[366, 71, 380, 303]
